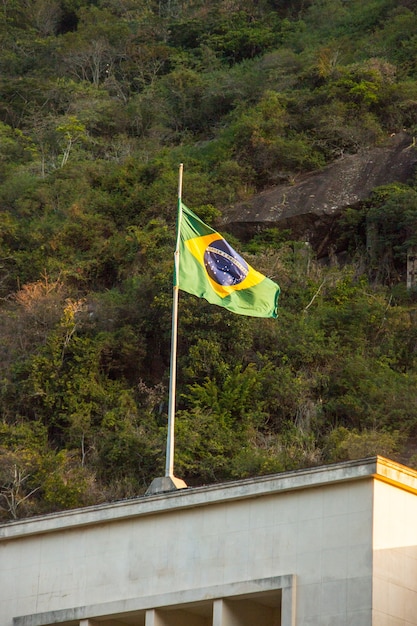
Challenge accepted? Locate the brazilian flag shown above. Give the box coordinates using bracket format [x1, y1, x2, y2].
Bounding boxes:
[177, 203, 280, 318]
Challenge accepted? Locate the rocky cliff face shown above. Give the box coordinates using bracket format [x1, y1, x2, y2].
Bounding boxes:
[224, 132, 417, 257]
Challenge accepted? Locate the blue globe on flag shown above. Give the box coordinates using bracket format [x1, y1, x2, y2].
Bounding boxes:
[204, 239, 249, 286]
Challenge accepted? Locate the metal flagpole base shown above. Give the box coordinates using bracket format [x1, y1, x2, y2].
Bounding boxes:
[145, 475, 188, 496]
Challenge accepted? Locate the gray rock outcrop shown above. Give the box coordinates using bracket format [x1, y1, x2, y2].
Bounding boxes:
[224, 132, 417, 256]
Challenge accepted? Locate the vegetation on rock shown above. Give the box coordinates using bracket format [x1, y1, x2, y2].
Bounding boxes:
[1, 0, 417, 519]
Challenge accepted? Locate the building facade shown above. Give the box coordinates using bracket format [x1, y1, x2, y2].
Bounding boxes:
[1, 456, 417, 626]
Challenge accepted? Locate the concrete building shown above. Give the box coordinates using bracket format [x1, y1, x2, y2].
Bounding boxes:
[1, 456, 417, 626]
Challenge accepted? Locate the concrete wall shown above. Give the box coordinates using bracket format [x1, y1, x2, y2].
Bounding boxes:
[373, 480, 417, 626]
[1, 458, 416, 626]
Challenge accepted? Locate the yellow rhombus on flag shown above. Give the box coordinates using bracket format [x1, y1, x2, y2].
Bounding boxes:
[177, 203, 280, 318]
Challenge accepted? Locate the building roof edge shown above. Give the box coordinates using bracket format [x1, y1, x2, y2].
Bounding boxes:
[1, 456, 415, 540]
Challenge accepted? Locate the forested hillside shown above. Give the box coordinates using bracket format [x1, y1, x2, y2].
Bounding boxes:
[1, 0, 417, 520]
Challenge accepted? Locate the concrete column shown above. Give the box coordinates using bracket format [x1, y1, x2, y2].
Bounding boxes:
[220, 600, 248, 626]
[212, 599, 225, 626]
[212, 598, 279, 626]
[146, 609, 162, 626]
[146, 608, 208, 626]
[213, 600, 239, 626]
[281, 575, 296, 626]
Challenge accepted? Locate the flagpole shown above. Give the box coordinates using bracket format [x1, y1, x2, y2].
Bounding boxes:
[145, 164, 187, 495]
[165, 163, 183, 478]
